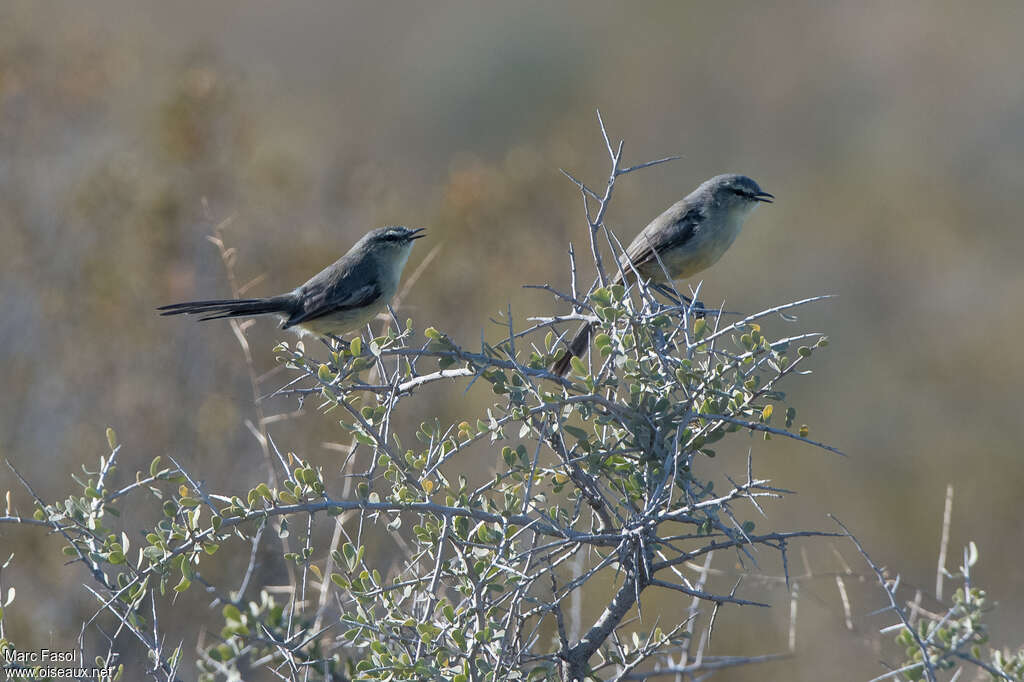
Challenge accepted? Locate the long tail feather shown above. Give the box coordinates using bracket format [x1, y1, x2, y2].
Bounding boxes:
[550, 322, 595, 377]
[157, 296, 292, 321]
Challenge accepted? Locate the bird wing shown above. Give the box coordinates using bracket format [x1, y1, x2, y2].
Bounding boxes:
[281, 252, 383, 329]
[617, 198, 705, 278]
[282, 282, 382, 329]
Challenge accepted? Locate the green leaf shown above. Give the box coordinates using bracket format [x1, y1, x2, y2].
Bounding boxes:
[342, 542, 358, 571]
[349, 336, 362, 356]
[569, 355, 588, 377]
[349, 356, 373, 373]
[590, 288, 612, 306]
[317, 363, 333, 382]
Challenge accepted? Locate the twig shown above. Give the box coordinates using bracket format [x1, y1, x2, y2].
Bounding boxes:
[936, 483, 953, 600]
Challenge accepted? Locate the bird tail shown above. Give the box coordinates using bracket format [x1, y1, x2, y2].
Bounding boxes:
[157, 295, 293, 322]
[550, 321, 595, 377]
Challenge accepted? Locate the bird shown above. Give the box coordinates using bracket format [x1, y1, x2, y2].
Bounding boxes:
[158, 226, 425, 337]
[550, 174, 772, 376]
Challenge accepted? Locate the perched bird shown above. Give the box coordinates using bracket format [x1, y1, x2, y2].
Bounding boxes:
[551, 174, 772, 376]
[159, 226, 425, 337]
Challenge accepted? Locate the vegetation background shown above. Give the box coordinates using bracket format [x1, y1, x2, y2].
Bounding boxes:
[2, 1, 1021, 679]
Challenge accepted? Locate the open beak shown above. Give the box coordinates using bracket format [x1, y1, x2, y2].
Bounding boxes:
[408, 227, 427, 240]
[754, 191, 774, 203]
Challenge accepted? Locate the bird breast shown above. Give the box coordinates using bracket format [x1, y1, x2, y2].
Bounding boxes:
[650, 210, 747, 281]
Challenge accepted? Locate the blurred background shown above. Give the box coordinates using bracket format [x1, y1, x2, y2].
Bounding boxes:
[2, 1, 1022, 679]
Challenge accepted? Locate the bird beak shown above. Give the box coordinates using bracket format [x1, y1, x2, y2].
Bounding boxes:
[754, 191, 774, 203]
[408, 227, 427, 240]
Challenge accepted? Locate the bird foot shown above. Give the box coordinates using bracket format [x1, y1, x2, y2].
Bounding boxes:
[690, 300, 706, 320]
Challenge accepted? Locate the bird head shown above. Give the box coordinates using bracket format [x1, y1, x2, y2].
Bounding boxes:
[358, 226, 426, 277]
[703, 174, 774, 215]
[364, 225, 426, 246]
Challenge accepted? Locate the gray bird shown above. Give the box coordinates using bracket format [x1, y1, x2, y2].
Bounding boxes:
[159, 226, 425, 337]
[551, 174, 772, 376]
